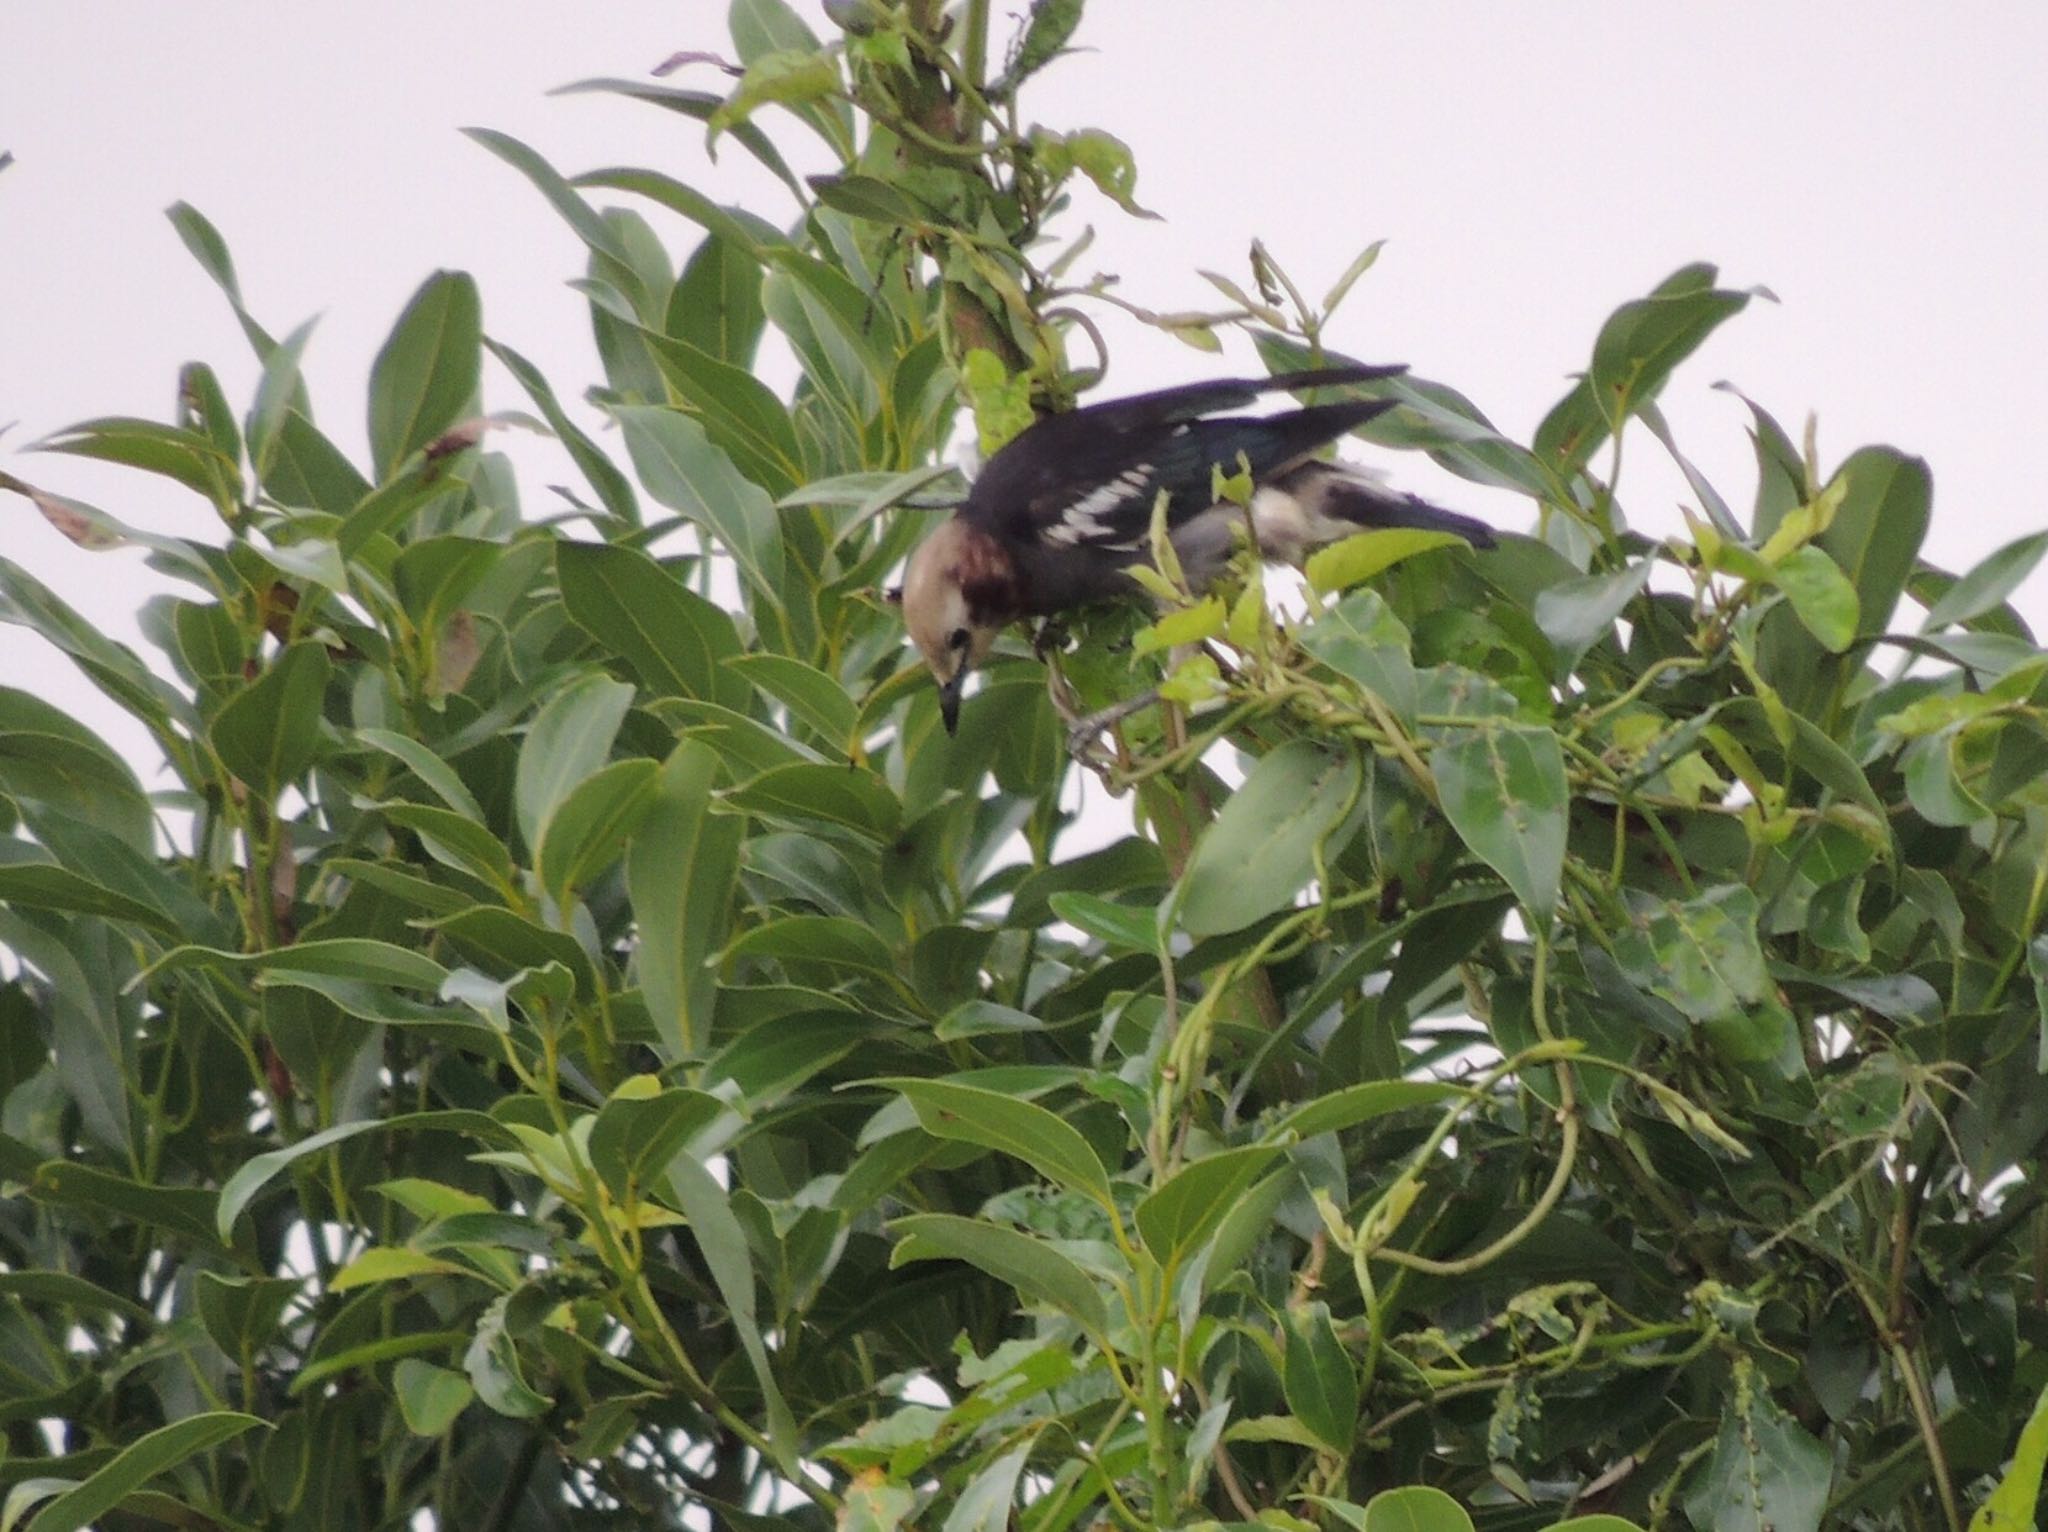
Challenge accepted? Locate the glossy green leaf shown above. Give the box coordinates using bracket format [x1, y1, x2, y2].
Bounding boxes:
[207, 642, 330, 801]
[0, 860, 178, 936]
[537, 756, 659, 907]
[723, 761, 900, 839]
[513, 672, 634, 851]
[615, 406, 787, 602]
[357, 727, 484, 820]
[1923, 530, 2048, 631]
[1535, 263, 1754, 478]
[1047, 890, 1159, 952]
[665, 1149, 798, 1465]
[888, 1213, 1108, 1335]
[1135, 1145, 1282, 1264]
[556, 540, 748, 709]
[1817, 446, 1931, 639]
[367, 270, 481, 478]
[628, 742, 740, 1059]
[486, 337, 639, 522]
[1283, 1301, 1358, 1455]
[217, 1110, 505, 1238]
[378, 801, 517, 893]
[876, 1079, 1113, 1207]
[1271, 1080, 1463, 1141]
[393, 1360, 474, 1437]
[22, 1412, 265, 1532]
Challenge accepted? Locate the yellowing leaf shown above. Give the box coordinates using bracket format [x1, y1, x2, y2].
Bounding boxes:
[1304, 528, 1463, 595]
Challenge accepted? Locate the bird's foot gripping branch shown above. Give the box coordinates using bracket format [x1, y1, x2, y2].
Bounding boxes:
[2, 3, 2046, 1531]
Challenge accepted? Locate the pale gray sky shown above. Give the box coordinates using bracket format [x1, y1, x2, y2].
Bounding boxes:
[5, 4, 2046, 769]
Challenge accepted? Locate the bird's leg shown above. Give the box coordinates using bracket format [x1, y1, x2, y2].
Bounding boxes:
[1032, 615, 1071, 659]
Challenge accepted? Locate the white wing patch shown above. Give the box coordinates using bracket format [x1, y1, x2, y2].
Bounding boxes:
[1043, 464, 1155, 547]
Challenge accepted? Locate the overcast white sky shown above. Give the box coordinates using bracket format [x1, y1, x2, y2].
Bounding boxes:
[5, 4, 2047, 770]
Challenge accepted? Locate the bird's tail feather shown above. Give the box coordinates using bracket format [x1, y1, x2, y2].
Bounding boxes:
[1312, 471, 1496, 549]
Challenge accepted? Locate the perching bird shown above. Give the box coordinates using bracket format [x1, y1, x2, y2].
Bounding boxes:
[896, 365, 1496, 732]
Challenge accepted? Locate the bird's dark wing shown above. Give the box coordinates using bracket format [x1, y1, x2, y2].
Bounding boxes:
[987, 398, 1399, 552]
[1054, 362, 1408, 436]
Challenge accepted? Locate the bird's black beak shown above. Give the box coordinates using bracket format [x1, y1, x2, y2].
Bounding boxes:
[938, 672, 964, 735]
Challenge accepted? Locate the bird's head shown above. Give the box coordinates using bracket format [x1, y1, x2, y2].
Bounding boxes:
[893, 518, 1011, 735]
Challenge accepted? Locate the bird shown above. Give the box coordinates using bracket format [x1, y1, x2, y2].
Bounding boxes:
[893, 365, 1496, 733]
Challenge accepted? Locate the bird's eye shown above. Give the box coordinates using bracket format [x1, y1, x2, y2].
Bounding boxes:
[947, 627, 970, 651]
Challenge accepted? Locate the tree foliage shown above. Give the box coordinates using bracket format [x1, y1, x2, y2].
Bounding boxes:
[1, 3, 2045, 1530]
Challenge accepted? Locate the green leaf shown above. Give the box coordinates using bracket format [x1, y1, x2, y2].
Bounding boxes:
[21, 1413, 265, 1532]
[486, 338, 638, 521]
[1817, 446, 1932, 639]
[726, 654, 856, 744]
[464, 128, 626, 263]
[1270, 1080, 1464, 1141]
[31, 417, 241, 515]
[1616, 886, 1768, 1023]
[1772, 544, 1860, 653]
[807, 173, 928, 226]
[1923, 530, 2048, 631]
[0, 557, 186, 733]
[1283, 1301, 1359, 1455]
[875, 1079, 1114, 1208]
[1353, 1486, 1475, 1531]
[1970, 1379, 2048, 1531]
[1429, 725, 1567, 923]
[723, 914, 898, 981]
[216, 1110, 505, 1238]
[367, 270, 481, 479]
[1135, 1145, 1283, 1264]
[1535, 263, 1755, 478]
[1304, 528, 1466, 595]
[196, 1271, 301, 1355]
[628, 742, 740, 1060]
[465, 1291, 551, 1419]
[888, 1213, 1108, 1335]
[1033, 127, 1156, 218]
[707, 48, 840, 143]
[665, 1150, 798, 1465]
[635, 329, 804, 494]
[537, 757, 659, 908]
[1683, 1371, 1831, 1532]
[589, 1086, 728, 1199]
[357, 727, 484, 820]
[992, 0, 1084, 94]
[513, 672, 634, 851]
[1533, 559, 1651, 675]
[393, 1359, 474, 1437]
[329, 1247, 468, 1292]
[723, 761, 901, 840]
[208, 642, 331, 801]
[614, 405, 787, 602]
[671, 232, 768, 366]
[143, 935, 450, 992]
[941, 1444, 1031, 1532]
[1178, 740, 1363, 936]
[556, 541, 748, 710]
[0, 861, 178, 936]
[1047, 890, 1159, 953]
[378, 801, 517, 894]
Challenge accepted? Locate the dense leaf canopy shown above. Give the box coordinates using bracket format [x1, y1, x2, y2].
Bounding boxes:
[1, 3, 2044, 1530]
